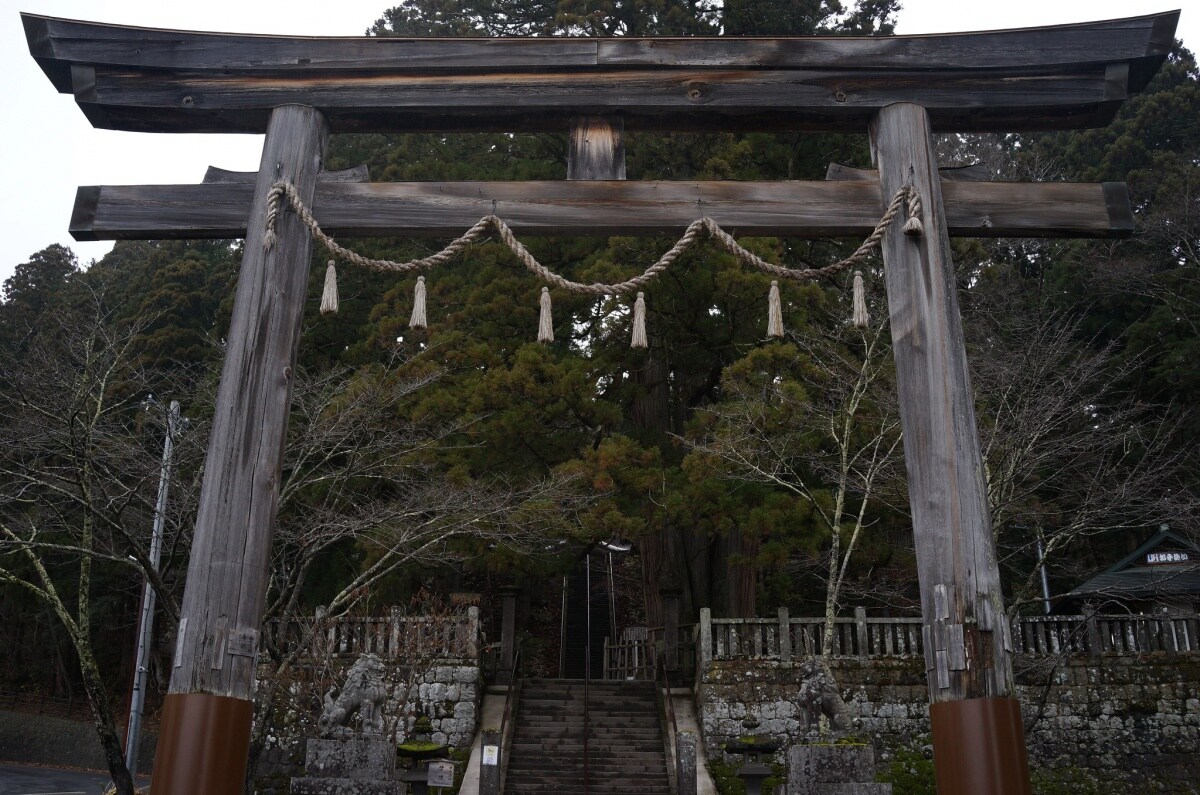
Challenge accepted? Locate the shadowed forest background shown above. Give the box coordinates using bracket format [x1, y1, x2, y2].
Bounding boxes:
[0, 0, 1197, 788]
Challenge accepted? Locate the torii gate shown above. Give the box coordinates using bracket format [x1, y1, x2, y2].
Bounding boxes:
[23, 11, 1178, 795]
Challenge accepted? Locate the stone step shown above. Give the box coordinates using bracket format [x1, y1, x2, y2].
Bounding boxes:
[506, 774, 672, 785]
[514, 734, 662, 742]
[507, 761, 669, 775]
[291, 778, 401, 795]
[506, 779, 671, 794]
[509, 749, 670, 762]
[508, 786, 671, 795]
[511, 738, 666, 749]
[520, 706, 662, 715]
[513, 721, 662, 732]
[506, 678, 669, 795]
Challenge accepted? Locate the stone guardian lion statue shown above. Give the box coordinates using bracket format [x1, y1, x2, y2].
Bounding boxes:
[318, 652, 388, 738]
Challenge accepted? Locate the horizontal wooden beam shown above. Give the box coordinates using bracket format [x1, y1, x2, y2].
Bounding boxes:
[22, 11, 1176, 134]
[202, 165, 369, 184]
[826, 163, 990, 182]
[24, 12, 1176, 89]
[70, 179, 1132, 241]
[68, 64, 1129, 134]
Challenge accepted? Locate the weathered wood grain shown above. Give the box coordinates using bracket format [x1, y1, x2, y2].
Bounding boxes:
[169, 105, 328, 700]
[826, 162, 990, 182]
[202, 164, 368, 184]
[568, 117, 626, 181]
[70, 179, 1133, 241]
[871, 102, 1013, 703]
[68, 63, 1128, 134]
[23, 12, 1175, 90]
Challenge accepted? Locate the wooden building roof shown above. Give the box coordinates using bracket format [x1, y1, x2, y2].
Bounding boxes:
[1066, 530, 1200, 606]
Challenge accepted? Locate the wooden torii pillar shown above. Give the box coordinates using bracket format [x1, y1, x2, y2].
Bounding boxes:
[23, 11, 1178, 795]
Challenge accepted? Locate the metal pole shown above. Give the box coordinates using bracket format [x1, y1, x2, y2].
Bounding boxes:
[125, 400, 181, 777]
[1036, 536, 1052, 616]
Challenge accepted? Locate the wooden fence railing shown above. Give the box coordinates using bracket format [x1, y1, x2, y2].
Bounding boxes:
[603, 626, 697, 681]
[264, 606, 480, 662]
[695, 607, 1200, 666]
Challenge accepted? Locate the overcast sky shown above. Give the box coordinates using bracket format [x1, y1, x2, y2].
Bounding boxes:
[2, 0, 1196, 288]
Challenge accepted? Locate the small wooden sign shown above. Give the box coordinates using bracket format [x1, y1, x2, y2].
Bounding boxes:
[427, 760, 455, 788]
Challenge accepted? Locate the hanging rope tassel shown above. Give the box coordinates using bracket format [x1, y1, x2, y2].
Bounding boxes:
[409, 276, 427, 329]
[767, 280, 784, 338]
[538, 287, 554, 343]
[852, 270, 870, 328]
[319, 261, 339, 315]
[631, 291, 648, 349]
[903, 187, 925, 237]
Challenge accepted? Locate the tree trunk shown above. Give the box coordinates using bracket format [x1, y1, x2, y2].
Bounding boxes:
[77, 636, 136, 795]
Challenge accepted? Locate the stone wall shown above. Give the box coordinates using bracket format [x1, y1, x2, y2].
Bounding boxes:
[253, 659, 481, 794]
[697, 653, 1200, 792]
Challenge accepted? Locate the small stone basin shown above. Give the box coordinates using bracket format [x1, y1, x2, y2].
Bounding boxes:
[395, 741, 449, 762]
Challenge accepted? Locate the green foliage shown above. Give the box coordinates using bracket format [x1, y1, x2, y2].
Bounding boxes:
[1030, 766, 1108, 795]
[1016, 45, 1200, 447]
[878, 745, 935, 795]
[706, 758, 786, 795]
[0, 244, 80, 354]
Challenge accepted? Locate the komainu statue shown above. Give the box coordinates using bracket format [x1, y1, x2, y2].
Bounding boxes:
[797, 660, 851, 733]
[318, 653, 388, 738]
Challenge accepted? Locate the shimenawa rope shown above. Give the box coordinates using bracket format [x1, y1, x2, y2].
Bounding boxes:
[264, 181, 922, 342]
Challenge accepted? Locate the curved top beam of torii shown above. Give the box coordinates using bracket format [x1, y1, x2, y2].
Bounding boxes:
[22, 11, 1178, 134]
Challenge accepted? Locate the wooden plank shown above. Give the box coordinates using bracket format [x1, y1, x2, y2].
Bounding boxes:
[871, 102, 1014, 703]
[68, 63, 1128, 134]
[168, 104, 328, 700]
[70, 178, 1132, 241]
[597, 15, 1175, 90]
[826, 162, 990, 182]
[203, 164, 369, 184]
[23, 12, 1176, 88]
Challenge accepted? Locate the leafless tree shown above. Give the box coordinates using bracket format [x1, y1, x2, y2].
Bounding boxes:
[686, 307, 904, 655]
[245, 362, 586, 788]
[0, 299, 580, 794]
[965, 297, 1200, 612]
[0, 290, 204, 795]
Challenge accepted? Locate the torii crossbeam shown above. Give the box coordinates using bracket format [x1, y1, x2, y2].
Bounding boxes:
[24, 11, 1178, 795]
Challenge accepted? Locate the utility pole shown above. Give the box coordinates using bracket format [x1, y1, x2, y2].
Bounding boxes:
[125, 399, 184, 778]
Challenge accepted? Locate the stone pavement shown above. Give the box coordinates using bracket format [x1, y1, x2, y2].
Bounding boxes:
[0, 762, 116, 795]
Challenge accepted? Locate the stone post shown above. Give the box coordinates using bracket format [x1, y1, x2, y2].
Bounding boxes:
[498, 587, 519, 685]
[479, 728, 501, 795]
[778, 607, 791, 663]
[676, 731, 697, 795]
[661, 587, 681, 672]
[855, 607, 869, 658]
[1084, 604, 1103, 657]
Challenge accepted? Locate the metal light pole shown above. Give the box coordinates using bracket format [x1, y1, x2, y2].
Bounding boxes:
[1036, 535, 1053, 616]
[125, 399, 184, 777]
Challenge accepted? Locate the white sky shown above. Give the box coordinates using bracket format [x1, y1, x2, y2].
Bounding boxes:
[2, 0, 1197, 288]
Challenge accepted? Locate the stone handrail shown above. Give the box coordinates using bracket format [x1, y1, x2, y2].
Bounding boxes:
[264, 606, 480, 663]
[695, 608, 1200, 665]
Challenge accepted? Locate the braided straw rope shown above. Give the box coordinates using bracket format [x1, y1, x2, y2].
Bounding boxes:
[264, 181, 920, 295]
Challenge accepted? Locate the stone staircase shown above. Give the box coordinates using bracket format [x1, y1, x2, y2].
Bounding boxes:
[504, 678, 673, 795]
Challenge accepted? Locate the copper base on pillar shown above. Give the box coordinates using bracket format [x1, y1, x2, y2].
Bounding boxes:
[930, 697, 1031, 795]
[151, 692, 253, 795]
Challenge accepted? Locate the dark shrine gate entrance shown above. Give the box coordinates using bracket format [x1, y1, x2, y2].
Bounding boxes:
[23, 10, 1178, 795]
